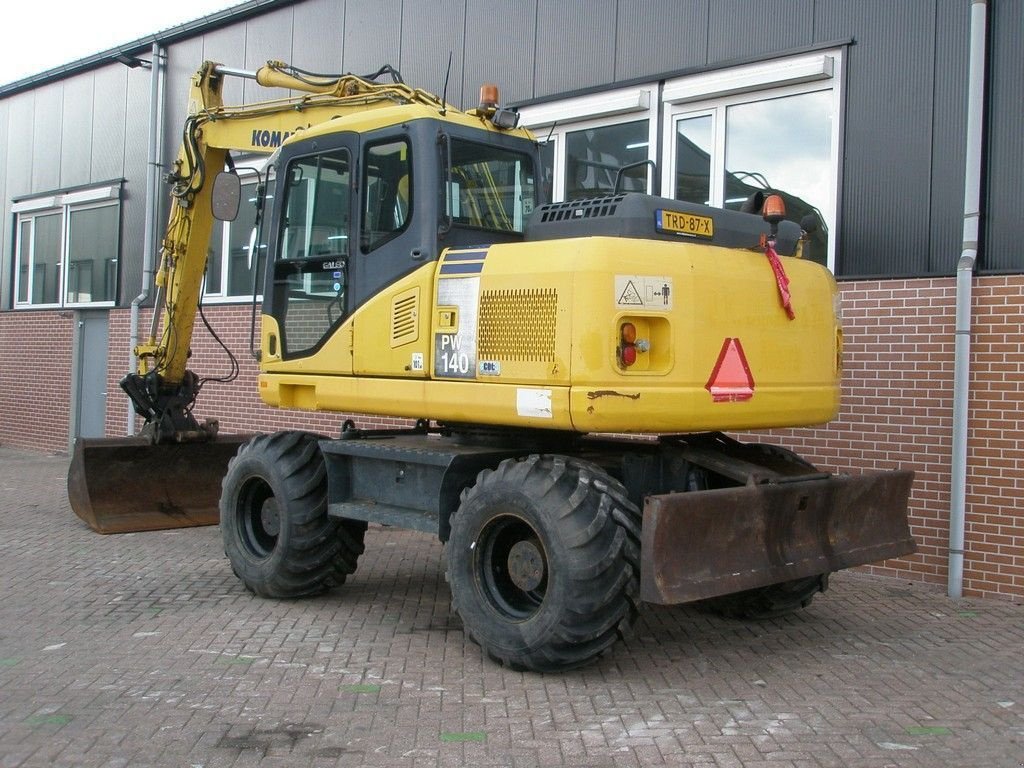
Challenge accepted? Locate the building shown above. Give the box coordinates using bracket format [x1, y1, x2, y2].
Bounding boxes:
[0, 0, 1020, 599]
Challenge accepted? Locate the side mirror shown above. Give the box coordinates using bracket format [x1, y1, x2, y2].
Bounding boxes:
[211, 171, 241, 222]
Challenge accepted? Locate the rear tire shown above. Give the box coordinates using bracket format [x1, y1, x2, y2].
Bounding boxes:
[220, 431, 366, 598]
[445, 454, 640, 672]
[697, 574, 829, 620]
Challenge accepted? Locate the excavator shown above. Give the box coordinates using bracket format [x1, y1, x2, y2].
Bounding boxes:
[67, 60, 915, 671]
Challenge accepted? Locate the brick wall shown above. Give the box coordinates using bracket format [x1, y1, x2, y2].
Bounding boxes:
[738, 275, 1023, 600]
[2, 274, 1021, 599]
[0, 310, 75, 454]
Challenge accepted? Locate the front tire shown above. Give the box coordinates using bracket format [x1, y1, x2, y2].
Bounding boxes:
[220, 431, 366, 598]
[445, 454, 640, 672]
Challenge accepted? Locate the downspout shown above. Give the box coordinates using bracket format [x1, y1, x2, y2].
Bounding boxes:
[949, 0, 988, 599]
[127, 42, 166, 434]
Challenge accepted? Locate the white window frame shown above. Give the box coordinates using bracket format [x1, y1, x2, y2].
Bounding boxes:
[202, 158, 268, 303]
[518, 84, 658, 201]
[12, 185, 120, 309]
[661, 50, 845, 270]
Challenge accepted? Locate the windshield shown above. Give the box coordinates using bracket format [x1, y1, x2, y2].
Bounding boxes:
[447, 139, 536, 233]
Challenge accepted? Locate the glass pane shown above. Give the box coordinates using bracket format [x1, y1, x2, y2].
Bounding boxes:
[226, 182, 260, 296]
[537, 139, 554, 202]
[362, 140, 410, 251]
[449, 139, 536, 232]
[34, 213, 63, 304]
[724, 90, 833, 265]
[67, 205, 119, 303]
[276, 149, 350, 357]
[16, 219, 30, 303]
[674, 115, 713, 205]
[281, 150, 351, 262]
[205, 225, 223, 294]
[565, 119, 648, 200]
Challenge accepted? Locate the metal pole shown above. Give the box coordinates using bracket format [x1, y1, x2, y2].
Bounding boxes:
[128, 43, 166, 434]
[949, 0, 988, 599]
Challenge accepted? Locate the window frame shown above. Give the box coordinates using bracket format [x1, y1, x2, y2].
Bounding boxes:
[517, 84, 658, 201]
[12, 184, 121, 309]
[661, 49, 845, 270]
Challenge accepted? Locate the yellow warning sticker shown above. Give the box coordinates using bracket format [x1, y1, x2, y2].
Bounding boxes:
[614, 275, 674, 311]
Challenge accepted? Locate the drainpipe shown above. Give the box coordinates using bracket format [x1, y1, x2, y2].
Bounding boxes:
[127, 42, 166, 434]
[949, 0, 988, 599]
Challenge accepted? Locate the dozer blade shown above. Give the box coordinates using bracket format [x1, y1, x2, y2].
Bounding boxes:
[640, 470, 915, 604]
[67, 435, 251, 534]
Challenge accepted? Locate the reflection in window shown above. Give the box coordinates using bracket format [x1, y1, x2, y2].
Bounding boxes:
[275, 149, 351, 358]
[724, 91, 832, 264]
[448, 139, 536, 232]
[206, 173, 261, 298]
[17, 220, 30, 303]
[362, 140, 410, 251]
[673, 115, 712, 205]
[566, 120, 648, 199]
[66, 205, 118, 304]
[16, 212, 64, 306]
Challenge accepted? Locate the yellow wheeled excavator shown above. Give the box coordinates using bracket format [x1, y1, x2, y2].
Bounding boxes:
[68, 60, 915, 671]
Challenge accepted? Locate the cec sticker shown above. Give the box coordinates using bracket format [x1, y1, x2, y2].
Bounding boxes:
[615, 275, 674, 311]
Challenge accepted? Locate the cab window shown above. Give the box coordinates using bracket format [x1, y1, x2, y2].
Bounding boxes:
[362, 139, 411, 252]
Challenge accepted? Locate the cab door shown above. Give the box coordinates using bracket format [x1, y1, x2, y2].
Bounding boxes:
[268, 141, 355, 365]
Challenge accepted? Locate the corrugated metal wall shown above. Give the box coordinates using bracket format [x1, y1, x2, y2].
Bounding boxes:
[0, 0, 1021, 308]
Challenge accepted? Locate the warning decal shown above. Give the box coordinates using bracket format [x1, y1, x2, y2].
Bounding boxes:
[706, 338, 755, 402]
[614, 275, 673, 311]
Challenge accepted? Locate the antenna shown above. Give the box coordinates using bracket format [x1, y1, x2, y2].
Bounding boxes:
[440, 52, 452, 116]
[544, 121, 558, 144]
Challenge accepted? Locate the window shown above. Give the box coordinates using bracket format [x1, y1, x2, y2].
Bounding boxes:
[362, 139, 410, 252]
[663, 51, 843, 267]
[13, 185, 120, 308]
[447, 139, 537, 232]
[518, 85, 657, 201]
[204, 163, 268, 301]
[274, 148, 351, 358]
[517, 51, 843, 269]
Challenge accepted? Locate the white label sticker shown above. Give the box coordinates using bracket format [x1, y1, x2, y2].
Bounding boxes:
[615, 275, 674, 311]
[411, 352, 424, 371]
[516, 388, 553, 419]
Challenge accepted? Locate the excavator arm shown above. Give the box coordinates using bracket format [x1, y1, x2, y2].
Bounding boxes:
[69, 60, 460, 533]
[121, 61, 450, 443]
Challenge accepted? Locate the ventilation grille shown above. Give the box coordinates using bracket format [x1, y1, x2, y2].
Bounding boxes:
[390, 287, 420, 347]
[478, 288, 558, 361]
[535, 195, 625, 223]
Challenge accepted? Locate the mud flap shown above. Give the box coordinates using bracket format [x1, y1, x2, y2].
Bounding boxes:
[67, 435, 251, 534]
[640, 470, 916, 604]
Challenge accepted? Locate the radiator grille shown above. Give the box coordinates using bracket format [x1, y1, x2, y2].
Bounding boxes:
[478, 288, 557, 361]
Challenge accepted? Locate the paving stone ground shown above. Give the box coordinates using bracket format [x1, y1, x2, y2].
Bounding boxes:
[0, 445, 1022, 767]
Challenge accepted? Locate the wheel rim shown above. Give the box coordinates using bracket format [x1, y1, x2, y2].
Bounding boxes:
[235, 476, 278, 559]
[476, 514, 548, 620]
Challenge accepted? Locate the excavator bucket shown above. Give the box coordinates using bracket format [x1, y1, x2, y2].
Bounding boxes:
[640, 470, 916, 604]
[67, 435, 251, 534]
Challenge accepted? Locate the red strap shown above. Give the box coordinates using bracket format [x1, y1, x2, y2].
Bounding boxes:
[765, 242, 796, 320]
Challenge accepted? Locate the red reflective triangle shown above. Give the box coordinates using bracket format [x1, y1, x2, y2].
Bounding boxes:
[706, 338, 754, 402]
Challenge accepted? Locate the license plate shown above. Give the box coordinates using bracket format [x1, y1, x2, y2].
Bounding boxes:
[657, 209, 714, 238]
